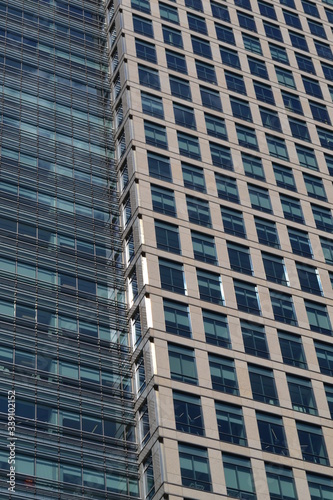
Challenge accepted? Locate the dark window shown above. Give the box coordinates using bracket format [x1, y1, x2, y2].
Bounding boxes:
[282, 91, 303, 114]
[215, 173, 240, 203]
[304, 173, 327, 201]
[287, 375, 318, 415]
[173, 103, 196, 130]
[315, 341, 333, 376]
[173, 391, 204, 435]
[320, 236, 333, 264]
[267, 135, 289, 161]
[243, 33, 262, 54]
[148, 152, 172, 181]
[169, 75, 192, 101]
[236, 125, 258, 150]
[325, 385, 333, 418]
[155, 220, 180, 254]
[144, 120, 168, 149]
[262, 253, 288, 285]
[235, 0, 252, 9]
[315, 41, 333, 60]
[210, 142, 233, 170]
[215, 23, 235, 45]
[187, 13, 207, 34]
[177, 131, 201, 159]
[242, 153, 265, 179]
[307, 473, 333, 500]
[185, 0, 203, 11]
[139, 64, 160, 90]
[135, 38, 157, 63]
[273, 164, 296, 191]
[288, 228, 313, 258]
[257, 412, 289, 456]
[178, 443, 212, 491]
[289, 117, 310, 142]
[255, 217, 280, 248]
[209, 354, 239, 394]
[220, 47, 241, 68]
[241, 320, 269, 359]
[163, 299, 191, 337]
[196, 60, 217, 84]
[159, 258, 185, 294]
[270, 290, 297, 326]
[227, 242, 252, 275]
[297, 423, 329, 466]
[317, 126, 333, 149]
[283, 10, 302, 29]
[230, 97, 252, 121]
[280, 195, 304, 224]
[311, 204, 333, 232]
[264, 21, 283, 41]
[197, 269, 223, 304]
[151, 185, 176, 216]
[302, 76, 323, 98]
[192, 231, 217, 264]
[305, 300, 332, 335]
[238, 12, 257, 31]
[133, 15, 154, 37]
[296, 145, 318, 170]
[249, 365, 279, 405]
[253, 81, 275, 105]
[163, 25, 183, 48]
[322, 62, 333, 82]
[308, 19, 327, 38]
[203, 310, 231, 348]
[142, 92, 164, 118]
[248, 185, 272, 213]
[222, 208, 247, 238]
[289, 31, 309, 51]
[166, 49, 187, 74]
[260, 108, 282, 132]
[192, 36, 212, 59]
[186, 195, 211, 227]
[205, 114, 227, 140]
[211, 1, 230, 22]
[223, 454, 256, 500]
[269, 43, 289, 64]
[258, 1, 277, 19]
[168, 343, 198, 384]
[296, 53, 316, 74]
[278, 331, 307, 369]
[215, 402, 247, 446]
[276, 67, 296, 88]
[265, 464, 298, 500]
[225, 71, 247, 95]
[234, 280, 261, 315]
[182, 163, 206, 192]
[309, 101, 331, 125]
[200, 86, 222, 110]
[302, 0, 319, 17]
[132, 0, 150, 14]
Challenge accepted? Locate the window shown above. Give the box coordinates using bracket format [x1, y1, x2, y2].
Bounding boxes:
[309, 102, 331, 125]
[270, 291, 297, 326]
[254, 82, 275, 105]
[223, 454, 256, 500]
[135, 39, 157, 63]
[235, 0, 252, 9]
[322, 62, 333, 82]
[307, 473, 333, 500]
[169, 75, 192, 101]
[305, 300, 332, 335]
[302, 0, 319, 17]
[283, 10, 302, 29]
[220, 47, 241, 68]
[143, 454, 155, 500]
[215, 23, 235, 45]
[304, 174, 327, 201]
[196, 59, 217, 84]
[186, 195, 211, 227]
[155, 220, 181, 254]
[151, 185, 176, 216]
[197, 269, 223, 304]
[133, 15, 154, 37]
[139, 401, 150, 446]
[269, 43, 289, 64]
[203, 310, 231, 348]
[192, 36, 212, 59]
[288, 228, 313, 258]
[264, 21, 283, 41]
[265, 464, 298, 500]
[159, 258, 185, 295]
[273, 164, 296, 191]
[210, 142, 233, 170]
[296, 53, 315, 74]
[139, 64, 160, 90]
[315, 341, 333, 376]
[200, 86, 222, 110]
[308, 19, 327, 38]
[164, 299, 191, 337]
[258, 1, 277, 19]
[215, 173, 239, 203]
[297, 422, 329, 465]
[315, 41, 333, 60]
[234, 280, 261, 315]
[192, 231, 217, 265]
[255, 217, 280, 248]
[280, 195, 304, 224]
[168, 343, 198, 384]
[205, 114, 227, 140]
[312, 204, 333, 232]
[248, 185, 272, 213]
[241, 320, 269, 359]
[147, 151, 172, 181]
[302, 77, 323, 98]
[243, 33, 262, 54]
[173, 103, 196, 130]
[185, 0, 203, 11]
[173, 391, 204, 435]
[289, 31, 309, 51]
[242, 153, 264, 180]
[296, 145, 318, 170]
[236, 125, 258, 150]
[227, 242, 252, 275]
[289, 117, 310, 141]
[317, 126, 333, 149]
[282, 91, 303, 114]
[187, 13, 207, 34]
[267, 135, 289, 161]
[326, 7, 333, 22]
[177, 132, 201, 159]
[163, 25, 183, 48]
[132, 0, 150, 14]
[257, 412, 289, 456]
[275, 67, 296, 88]
[159, 2, 179, 23]
[209, 354, 239, 394]
[249, 365, 279, 405]
[135, 353, 146, 393]
[287, 375, 317, 415]
[238, 12, 257, 32]
[325, 385, 333, 418]
[142, 92, 164, 118]
[260, 108, 282, 133]
[230, 97, 252, 121]
[222, 208, 246, 238]
[182, 164, 206, 192]
[262, 253, 288, 285]
[144, 121, 168, 149]
[215, 402, 247, 446]
[280, 0, 296, 7]
[211, 1, 230, 22]
[320, 236, 333, 264]
[166, 49, 187, 74]
[178, 443, 212, 491]
[278, 331, 307, 369]
[225, 71, 247, 95]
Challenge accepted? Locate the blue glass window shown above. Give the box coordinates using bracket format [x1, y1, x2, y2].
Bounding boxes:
[203, 310, 231, 348]
[187, 13, 207, 34]
[305, 300, 332, 335]
[173, 103, 196, 129]
[225, 71, 247, 95]
[192, 231, 217, 264]
[211, 2, 230, 22]
[195, 60, 217, 84]
[287, 375, 318, 415]
[215, 173, 240, 203]
[215, 23, 235, 45]
[266, 464, 297, 500]
[256, 412, 289, 456]
[227, 242, 253, 275]
[210, 142, 233, 169]
[197, 269, 223, 304]
[200, 86, 222, 111]
[163, 25, 183, 48]
[192, 36, 212, 58]
[242, 153, 265, 179]
[288, 228, 313, 258]
[238, 11, 257, 32]
[178, 132, 201, 159]
[169, 75, 192, 101]
[222, 208, 246, 238]
[186, 195, 211, 226]
[215, 403, 247, 446]
[168, 343, 198, 384]
[159, 2, 179, 24]
[147, 151, 172, 181]
[220, 47, 241, 68]
[163, 299, 191, 337]
[241, 321, 269, 359]
[141, 92, 164, 118]
[279, 330, 307, 369]
[289, 31, 309, 51]
[144, 121, 168, 149]
[135, 39, 157, 63]
[159, 258, 185, 294]
[273, 164, 296, 191]
[234, 280, 261, 315]
[209, 355, 239, 394]
[155, 220, 181, 254]
[270, 290, 297, 326]
[173, 391, 204, 435]
[297, 423, 329, 466]
[249, 365, 279, 405]
[254, 82, 275, 105]
[178, 444, 212, 491]
[223, 454, 256, 500]
[166, 49, 187, 74]
[182, 163, 206, 192]
[139, 64, 160, 90]
[282, 91, 303, 114]
[230, 97, 252, 121]
[264, 21, 283, 41]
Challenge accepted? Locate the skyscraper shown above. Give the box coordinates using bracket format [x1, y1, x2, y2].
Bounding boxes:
[110, 0, 333, 498]
[0, 1, 138, 498]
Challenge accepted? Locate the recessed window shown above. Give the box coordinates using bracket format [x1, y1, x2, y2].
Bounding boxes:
[288, 228, 313, 258]
[169, 75, 192, 101]
[215, 402, 247, 446]
[155, 220, 180, 254]
[241, 320, 269, 359]
[166, 49, 187, 74]
[195, 60, 217, 84]
[315, 40, 333, 60]
[276, 67, 296, 88]
[163, 299, 191, 337]
[173, 103, 196, 130]
[200, 86, 222, 110]
[309, 101, 331, 125]
[151, 185, 176, 216]
[133, 15, 154, 37]
[312, 204, 333, 232]
[283, 10, 302, 29]
[242, 33, 262, 54]
[305, 300, 332, 335]
[308, 19, 327, 38]
[265, 464, 298, 500]
[215, 173, 240, 203]
[269, 43, 289, 64]
[178, 443, 212, 491]
[209, 354, 239, 394]
[289, 117, 310, 142]
[273, 164, 296, 191]
[223, 454, 256, 499]
[211, 1, 230, 22]
[225, 71, 247, 95]
[248, 365, 279, 405]
[258, 1, 277, 19]
[192, 231, 217, 265]
[282, 91, 303, 114]
[307, 473, 333, 500]
[236, 125, 258, 150]
[227, 242, 252, 275]
[220, 46, 240, 68]
[302, 76, 323, 98]
[297, 422, 329, 466]
[255, 217, 280, 248]
[296, 53, 315, 74]
[248, 185, 272, 213]
[186, 195, 211, 226]
[254, 82, 275, 105]
[159, 2, 179, 24]
[187, 12, 208, 34]
[287, 375, 318, 415]
[141, 92, 164, 119]
[230, 97, 252, 121]
[159, 258, 185, 294]
[192, 35, 212, 59]
[289, 31, 309, 51]
[197, 269, 224, 304]
[210, 142, 233, 170]
[182, 163, 206, 192]
[215, 23, 235, 45]
[234, 280, 261, 315]
[177, 131, 201, 159]
[264, 21, 283, 41]
[168, 343, 198, 384]
[147, 151, 172, 182]
[296, 145, 318, 170]
[135, 38, 157, 64]
[278, 330, 307, 369]
[256, 412, 289, 456]
[203, 310, 231, 348]
[280, 194, 304, 224]
[270, 290, 297, 326]
[173, 391, 204, 435]
[205, 114, 227, 140]
[222, 207, 247, 238]
[262, 252, 288, 285]
[144, 121, 168, 149]
[260, 108, 282, 132]
[303, 173, 327, 201]
[139, 64, 160, 90]
[163, 25, 183, 48]
[238, 11, 257, 32]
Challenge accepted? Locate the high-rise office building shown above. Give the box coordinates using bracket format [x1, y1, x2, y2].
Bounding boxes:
[0, 1, 139, 499]
[109, 0, 333, 499]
